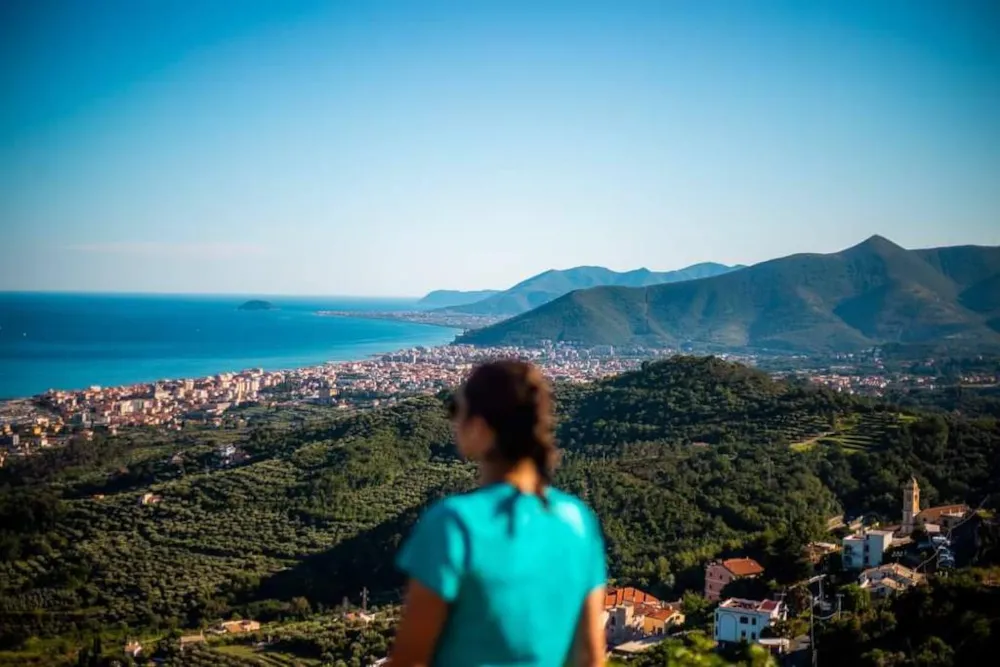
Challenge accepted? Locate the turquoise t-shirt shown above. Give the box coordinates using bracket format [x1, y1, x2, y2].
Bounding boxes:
[396, 483, 607, 667]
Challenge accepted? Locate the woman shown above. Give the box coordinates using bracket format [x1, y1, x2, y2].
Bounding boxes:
[391, 360, 607, 667]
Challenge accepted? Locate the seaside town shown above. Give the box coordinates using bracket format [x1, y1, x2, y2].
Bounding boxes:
[0, 342, 661, 462]
[1, 340, 997, 465]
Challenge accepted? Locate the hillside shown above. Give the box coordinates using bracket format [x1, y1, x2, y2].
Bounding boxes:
[441, 262, 741, 316]
[4, 355, 999, 666]
[416, 289, 499, 309]
[459, 236, 1000, 352]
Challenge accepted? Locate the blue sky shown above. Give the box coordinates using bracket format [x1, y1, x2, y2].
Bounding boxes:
[2, 0, 998, 296]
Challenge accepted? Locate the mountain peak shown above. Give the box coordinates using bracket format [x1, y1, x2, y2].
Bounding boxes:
[859, 234, 901, 249]
[839, 234, 909, 258]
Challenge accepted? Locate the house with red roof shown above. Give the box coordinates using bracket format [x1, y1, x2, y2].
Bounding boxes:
[604, 586, 661, 609]
[704, 558, 765, 601]
[602, 587, 683, 644]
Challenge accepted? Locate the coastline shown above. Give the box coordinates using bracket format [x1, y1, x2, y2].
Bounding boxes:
[0, 294, 462, 400]
[316, 309, 505, 331]
[0, 328, 460, 402]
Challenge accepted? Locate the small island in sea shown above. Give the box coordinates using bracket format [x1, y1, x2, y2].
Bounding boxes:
[237, 299, 275, 311]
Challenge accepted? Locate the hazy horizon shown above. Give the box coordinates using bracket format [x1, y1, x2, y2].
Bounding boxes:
[1, 232, 997, 298]
[3, 1, 999, 295]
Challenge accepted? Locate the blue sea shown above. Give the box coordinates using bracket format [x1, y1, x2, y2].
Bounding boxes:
[0, 293, 458, 399]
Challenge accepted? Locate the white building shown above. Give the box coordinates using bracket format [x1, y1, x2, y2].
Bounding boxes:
[714, 598, 786, 644]
[859, 563, 925, 597]
[842, 529, 894, 570]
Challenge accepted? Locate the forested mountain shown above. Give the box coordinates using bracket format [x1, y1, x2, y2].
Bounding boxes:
[2, 357, 998, 664]
[459, 236, 1000, 352]
[416, 289, 499, 308]
[440, 262, 741, 316]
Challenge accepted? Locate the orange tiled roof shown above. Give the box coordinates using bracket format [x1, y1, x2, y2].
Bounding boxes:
[645, 607, 681, 621]
[605, 587, 660, 608]
[722, 557, 764, 577]
[916, 504, 968, 523]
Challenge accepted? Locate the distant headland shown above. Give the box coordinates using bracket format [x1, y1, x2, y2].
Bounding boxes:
[237, 300, 275, 311]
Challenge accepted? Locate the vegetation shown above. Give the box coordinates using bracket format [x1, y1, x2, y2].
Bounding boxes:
[816, 568, 1000, 666]
[458, 236, 1000, 352]
[1, 356, 998, 665]
[614, 632, 775, 667]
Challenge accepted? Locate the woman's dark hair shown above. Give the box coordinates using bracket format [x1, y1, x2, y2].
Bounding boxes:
[458, 359, 557, 482]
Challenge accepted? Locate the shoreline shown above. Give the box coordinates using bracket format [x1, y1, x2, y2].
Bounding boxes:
[0, 293, 463, 400]
[316, 309, 505, 331]
[1, 329, 462, 402]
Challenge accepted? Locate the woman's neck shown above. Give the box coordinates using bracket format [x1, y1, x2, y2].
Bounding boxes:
[481, 458, 543, 495]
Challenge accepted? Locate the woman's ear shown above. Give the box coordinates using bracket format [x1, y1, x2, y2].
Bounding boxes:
[464, 415, 494, 460]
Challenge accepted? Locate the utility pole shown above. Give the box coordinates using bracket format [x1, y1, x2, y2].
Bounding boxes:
[836, 593, 843, 619]
[793, 576, 824, 667]
[362, 586, 369, 613]
[810, 590, 817, 667]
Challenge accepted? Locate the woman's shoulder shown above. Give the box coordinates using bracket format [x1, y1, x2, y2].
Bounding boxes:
[419, 485, 602, 535]
[546, 487, 603, 535]
[418, 486, 496, 524]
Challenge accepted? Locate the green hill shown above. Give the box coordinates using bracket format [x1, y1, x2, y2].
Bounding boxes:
[459, 236, 1000, 352]
[441, 262, 741, 316]
[2, 357, 998, 663]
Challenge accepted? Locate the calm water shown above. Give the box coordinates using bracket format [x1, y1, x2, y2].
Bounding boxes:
[0, 293, 458, 398]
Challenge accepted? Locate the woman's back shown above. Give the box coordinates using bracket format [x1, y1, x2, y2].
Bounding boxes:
[397, 482, 606, 666]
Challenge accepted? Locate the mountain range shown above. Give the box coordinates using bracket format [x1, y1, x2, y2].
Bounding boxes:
[432, 262, 741, 317]
[416, 289, 500, 309]
[458, 236, 1000, 353]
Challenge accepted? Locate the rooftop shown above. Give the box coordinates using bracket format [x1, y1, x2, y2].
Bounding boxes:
[722, 557, 764, 577]
[719, 598, 782, 613]
[612, 637, 664, 654]
[916, 504, 969, 522]
[605, 586, 660, 609]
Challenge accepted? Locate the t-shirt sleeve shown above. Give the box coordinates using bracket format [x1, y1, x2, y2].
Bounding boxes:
[586, 508, 608, 592]
[396, 502, 468, 603]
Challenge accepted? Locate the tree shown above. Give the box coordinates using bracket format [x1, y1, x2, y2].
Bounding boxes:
[628, 632, 775, 666]
[912, 636, 955, 667]
[680, 592, 713, 631]
[290, 596, 312, 620]
[841, 584, 871, 613]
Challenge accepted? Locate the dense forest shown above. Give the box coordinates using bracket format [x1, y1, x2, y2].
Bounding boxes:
[1, 356, 998, 665]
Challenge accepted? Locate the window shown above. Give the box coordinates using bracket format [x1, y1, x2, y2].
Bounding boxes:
[740, 616, 749, 624]
[751, 632, 756, 640]
[752, 618, 757, 626]
[741, 631, 747, 640]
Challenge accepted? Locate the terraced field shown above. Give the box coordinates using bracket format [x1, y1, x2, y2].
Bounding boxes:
[211, 643, 322, 666]
[791, 412, 916, 453]
[160, 643, 322, 666]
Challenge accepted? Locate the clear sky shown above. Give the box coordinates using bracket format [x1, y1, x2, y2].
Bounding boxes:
[1, 0, 998, 296]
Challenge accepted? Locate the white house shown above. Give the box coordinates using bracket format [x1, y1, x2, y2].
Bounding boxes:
[714, 598, 786, 644]
[842, 529, 894, 570]
[858, 563, 925, 597]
